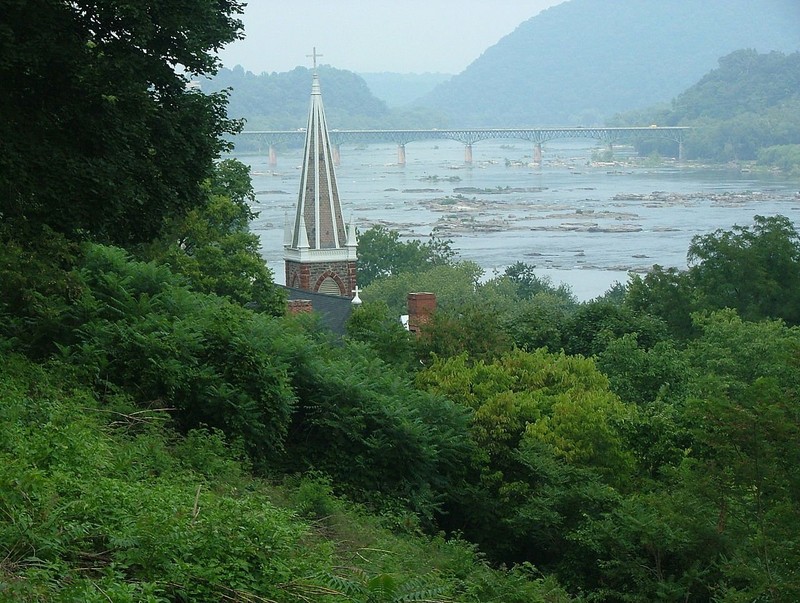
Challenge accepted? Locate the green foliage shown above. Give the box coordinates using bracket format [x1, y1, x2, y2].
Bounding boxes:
[417, 349, 636, 566]
[574, 310, 800, 600]
[4, 352, 580, 601]
[671, 50, 800, 122]
[758, 143, 800, 174]
[624, 266, 698, 340]
[417, 299, 515, 363]
[346, 301, 417, 370]
[0, 354, 326, 602]
[500, 292, 572, 352]
[357, 225, 456, 288]
[572, 482, 722, 601]
[503, 262, 575, 303]
[148, 158, 286, 314]
[364, 260, 483, 317]
[0, 0, 244, 246]
[320, 568, 450, 603]
[687, 214, 800, 325]
[0, 227, 84, 358]
[624, 215, 800, 340]
[683, 311, 800, 599]
[281, 340, 475, 522]
[55, 244, 297, 460]
[596, 333, 689, 407]
[561, 299, 668, 358]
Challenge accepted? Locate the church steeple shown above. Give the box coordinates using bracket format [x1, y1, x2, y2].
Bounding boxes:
[284, 50, 357, 298]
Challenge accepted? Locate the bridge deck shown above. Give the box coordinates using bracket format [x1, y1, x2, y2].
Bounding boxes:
[239, 126, 690, 146]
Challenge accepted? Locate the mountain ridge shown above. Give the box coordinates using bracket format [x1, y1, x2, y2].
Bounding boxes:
[416, 0, 800, 126]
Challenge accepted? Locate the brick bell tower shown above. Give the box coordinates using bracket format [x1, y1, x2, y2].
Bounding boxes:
[284, 49, 357, 298]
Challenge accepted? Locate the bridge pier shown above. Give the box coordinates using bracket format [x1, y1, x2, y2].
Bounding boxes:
[533, 143, 542, 164]
[333, 143, 341, 166]
[397, 143, 406, 166]
[268, 144, 277, 167]
[465, 144, 473, 164]
[678, 141, 684, 162]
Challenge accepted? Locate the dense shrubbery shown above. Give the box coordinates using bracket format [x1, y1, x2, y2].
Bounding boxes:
[2, 353, 577, 602]
[353, 217, 800, 600]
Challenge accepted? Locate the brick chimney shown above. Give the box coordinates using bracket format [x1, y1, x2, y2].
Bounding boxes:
[407, 292, 436, 335]
[287, 299, 313, 315]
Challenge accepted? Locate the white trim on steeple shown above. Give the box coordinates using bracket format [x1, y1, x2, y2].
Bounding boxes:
[346, 215, 358, 248]
[297, 216, 310, 249]
[283, 212, 292, 248]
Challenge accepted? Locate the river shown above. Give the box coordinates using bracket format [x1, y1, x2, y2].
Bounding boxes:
[234, 140, 800, 301]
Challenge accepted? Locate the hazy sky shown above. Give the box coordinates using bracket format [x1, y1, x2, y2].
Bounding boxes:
[218, 1, 567, 75]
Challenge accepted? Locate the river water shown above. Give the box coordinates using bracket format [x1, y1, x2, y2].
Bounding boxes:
[235, 140, 800, 301]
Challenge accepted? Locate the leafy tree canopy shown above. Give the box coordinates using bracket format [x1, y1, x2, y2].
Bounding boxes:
[626, 215, 800, 339]
[357, 225, 456, 288]
[146, 158, 286, 314]
[0, 0, 244, 246]
[687, 214, 800, 323]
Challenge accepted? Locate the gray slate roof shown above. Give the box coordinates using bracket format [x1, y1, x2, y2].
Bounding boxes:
[281, 285, 354, 336]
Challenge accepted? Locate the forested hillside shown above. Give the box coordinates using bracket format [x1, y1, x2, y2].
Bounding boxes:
[204, 66, 447, 129]
[2, 1, 800, 601]
[204, 65, 391, 129]
[612, 49, 800, 167]
[416, 0, 800, 125]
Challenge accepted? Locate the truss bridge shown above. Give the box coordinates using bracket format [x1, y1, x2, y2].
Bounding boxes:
[238, 126, 691, 166]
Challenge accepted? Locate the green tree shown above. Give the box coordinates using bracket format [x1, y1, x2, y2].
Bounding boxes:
[562, 299, 668, 358]
[616, 50, 800, 162]
[681, 310, 800, 600]
[687, 214, 800, 325]
[346, 300, 417, 370]
[55, 244, 297, 459]
[149, 159, 285, 314]
[625, 266, 699, 341]
[417, 349, 636, 567]
[363, 261, 483, 316]
[503, 261, 575, 302]
[357, 226, 455, 287]
[417, 300, 515, 363]
[0, 0, 244, 247]
[758, 143, 800, 174]
[280, 340, 474, 522]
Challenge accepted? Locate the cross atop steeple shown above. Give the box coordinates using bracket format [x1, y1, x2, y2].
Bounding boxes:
[306, 47, 323, 70]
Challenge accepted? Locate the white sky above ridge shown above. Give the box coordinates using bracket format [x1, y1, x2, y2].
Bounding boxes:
[218, 0, 567, 75]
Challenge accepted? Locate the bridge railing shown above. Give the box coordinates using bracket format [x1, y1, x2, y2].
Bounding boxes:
[237, 126, 690, 147]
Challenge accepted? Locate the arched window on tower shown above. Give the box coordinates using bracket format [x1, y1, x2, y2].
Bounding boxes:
[317, 277, 342, 296]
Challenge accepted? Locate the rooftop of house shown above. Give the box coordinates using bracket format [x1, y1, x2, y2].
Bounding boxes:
[281, 285, 355, 336]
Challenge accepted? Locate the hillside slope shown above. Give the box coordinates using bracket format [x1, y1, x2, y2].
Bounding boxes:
[417, 0, 800, 126]
[204, 65, 391, 129]
[612, 49, 800, 162]
[358, 71, 453, 107]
